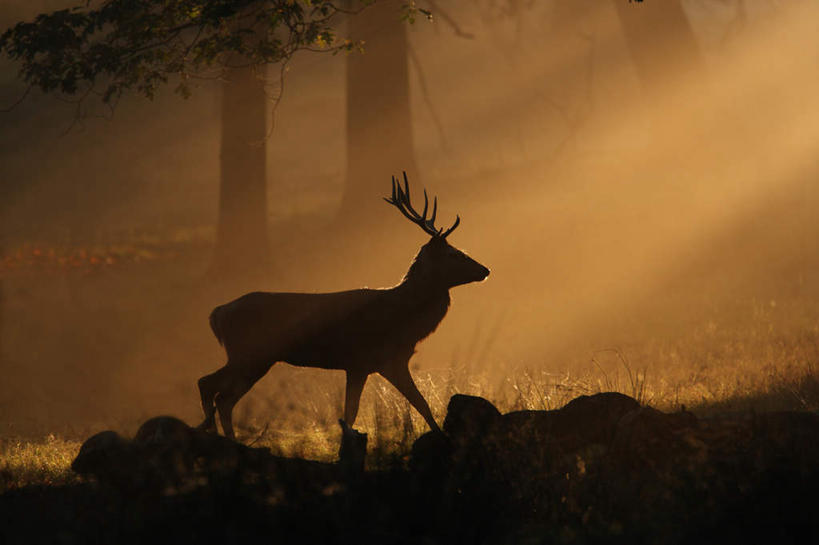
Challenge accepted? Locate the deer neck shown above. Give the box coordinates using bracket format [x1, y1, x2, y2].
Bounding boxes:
[397, 264, 451, 299]
[395, 277, 450, 302]
[385, 284, 449, 348]
[390, 257, 453, 345]
[393, 275, 451, 337]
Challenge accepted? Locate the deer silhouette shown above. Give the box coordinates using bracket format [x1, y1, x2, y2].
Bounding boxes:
[197, 173, 490, 439]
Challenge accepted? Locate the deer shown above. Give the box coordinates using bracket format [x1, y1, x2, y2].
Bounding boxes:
[197, 173, 490, 439]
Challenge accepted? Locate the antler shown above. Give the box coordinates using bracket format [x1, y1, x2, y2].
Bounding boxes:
[384, 172, 460, 238]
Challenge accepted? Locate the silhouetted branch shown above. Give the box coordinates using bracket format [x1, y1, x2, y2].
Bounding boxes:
[0, 85, 31, 113]
[261, 60, 291, 142]
[0, 1, 363, 127]
[407, 41, 449, 151]
[247, 423, 269, 446]
[425, 0, 475, 39]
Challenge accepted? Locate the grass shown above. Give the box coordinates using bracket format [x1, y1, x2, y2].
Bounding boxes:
[0, 357, 816, 492]
[0, 435, 81, 491]
[200, 334, 819, 463]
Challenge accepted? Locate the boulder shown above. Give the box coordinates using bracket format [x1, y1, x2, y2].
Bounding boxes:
[443, 394, 502, 443]
[71, 430, 141, 490]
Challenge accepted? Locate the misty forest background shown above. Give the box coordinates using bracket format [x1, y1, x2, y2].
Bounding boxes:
[1, 0, 818, 448]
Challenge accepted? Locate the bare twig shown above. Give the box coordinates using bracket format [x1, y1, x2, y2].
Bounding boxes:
[407, 40, 449, 151]
[424, 0, 475, 39]
[259, 58, 291, 143]
[0, 85, 32, 113]
[590, 354, 612, 391]
[247, 422, 270, 446]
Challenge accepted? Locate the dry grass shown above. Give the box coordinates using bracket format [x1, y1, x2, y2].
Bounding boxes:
[0, 435, 81, 491]
[234, 341, 819, 465]
[1, 355, 816, 491]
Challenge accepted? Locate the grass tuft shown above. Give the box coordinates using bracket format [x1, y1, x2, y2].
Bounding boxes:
[0, 434, 82, 491]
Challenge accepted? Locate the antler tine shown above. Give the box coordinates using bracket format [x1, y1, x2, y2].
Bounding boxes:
[397, 172, 422, 222]
[393, 173, 421, 221]
[441, 215, 460, 239]
[419, 192, 441, 235]
[386, 176, 420, 224]
[402, 171, 412, 208]
[391, 176, 398, 202]
[385, 172, 451, 237]
[402, 185, 422, 221]
[422, 189, 429, 221]
[385, 176, 399, 206]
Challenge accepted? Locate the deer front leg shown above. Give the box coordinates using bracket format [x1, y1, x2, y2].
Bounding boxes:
[344, 370, 369, 427]
[380, 365, 441, 433]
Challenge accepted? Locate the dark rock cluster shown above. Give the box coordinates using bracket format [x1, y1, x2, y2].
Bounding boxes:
[71, 416, 365, 501]
[412, 393, 818, 544]
[3, 393, 818, 545]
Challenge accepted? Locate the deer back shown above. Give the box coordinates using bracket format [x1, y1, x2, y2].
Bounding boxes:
[210, 287, 449, 368]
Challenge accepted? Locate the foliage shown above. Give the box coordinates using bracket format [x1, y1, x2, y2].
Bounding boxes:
[0, 0, 365, 107]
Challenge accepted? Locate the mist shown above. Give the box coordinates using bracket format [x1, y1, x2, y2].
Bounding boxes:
[1, 0, 818, 439]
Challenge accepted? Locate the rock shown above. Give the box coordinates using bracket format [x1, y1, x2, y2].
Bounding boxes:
[611, 406, 699, 466]
[443, 394, 502, 443]
[409, 430, 452, 476]
[71, 415, 355, 499]
[132, 416, 203, 490]
[71, 430, 139, 489]
[489, 392, 642, 455]
[72, 417, 255, 492]
[413, 392, 676, 509]
[560, 391, 641, 421]
[133, 416, 195, 447]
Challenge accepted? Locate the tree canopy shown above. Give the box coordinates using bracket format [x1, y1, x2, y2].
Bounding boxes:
[0, 0, 372, 107]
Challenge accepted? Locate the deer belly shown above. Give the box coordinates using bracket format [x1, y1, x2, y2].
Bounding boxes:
[279, 335, 399, 372]
[279, 340, 350, 370]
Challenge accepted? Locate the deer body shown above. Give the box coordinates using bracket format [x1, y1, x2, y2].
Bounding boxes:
[210, 286, 450, 373]
[198, 175, 489, 439]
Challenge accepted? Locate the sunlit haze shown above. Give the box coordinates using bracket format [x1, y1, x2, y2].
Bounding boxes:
[1, 0, 817, 440]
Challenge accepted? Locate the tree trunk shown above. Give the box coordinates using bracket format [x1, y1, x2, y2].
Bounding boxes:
[0, 243, 3, 363]
[341, 0, 417, 227]
[211, 65, 271, 275]
[612, 0, 704, 94]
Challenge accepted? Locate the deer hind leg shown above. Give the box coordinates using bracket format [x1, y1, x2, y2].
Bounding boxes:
[197, 366, 231, 433]
[214, 362, 270, 440]
[380, 365, 441, 433]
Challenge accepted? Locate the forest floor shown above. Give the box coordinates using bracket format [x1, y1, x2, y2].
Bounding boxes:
[1, 388, 817, 545]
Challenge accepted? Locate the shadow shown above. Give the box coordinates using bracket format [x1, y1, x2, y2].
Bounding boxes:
[687, 367, 819, 416]
[2, 393, 818, 545]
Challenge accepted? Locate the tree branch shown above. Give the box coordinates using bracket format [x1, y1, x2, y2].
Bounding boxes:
[0, 85, 32, 113]
[408, 40, 449, 150]
[424, 0, 474, 39]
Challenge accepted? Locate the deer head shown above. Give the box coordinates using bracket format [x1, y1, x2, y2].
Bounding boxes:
[385, 173, 490, 289]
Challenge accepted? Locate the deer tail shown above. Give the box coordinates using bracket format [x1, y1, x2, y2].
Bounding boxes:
[209, 305, 226, 346]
